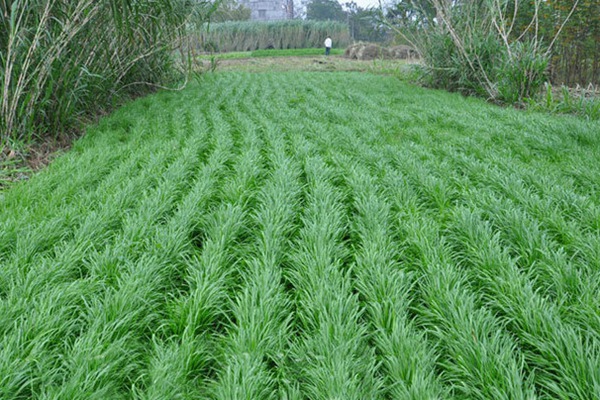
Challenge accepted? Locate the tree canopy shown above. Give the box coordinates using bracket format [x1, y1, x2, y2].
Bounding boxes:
[209, 0, 251, 22]
[345, 1, 387, 42]
[306, 0, 346, 22]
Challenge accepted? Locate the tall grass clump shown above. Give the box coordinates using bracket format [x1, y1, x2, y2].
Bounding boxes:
[0, 0, 198, 147]
[197, 20, 350, 52]
[388, 0, 578, 104]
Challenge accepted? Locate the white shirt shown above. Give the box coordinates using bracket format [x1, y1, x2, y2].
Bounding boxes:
[324, 38, 332, 48]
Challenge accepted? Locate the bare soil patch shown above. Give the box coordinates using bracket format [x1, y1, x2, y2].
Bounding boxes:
[211, 55, 413, 73]
[1, 135, 73, 189]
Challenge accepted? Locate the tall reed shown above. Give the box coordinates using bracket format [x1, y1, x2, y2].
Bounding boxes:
[0, 0, 197, 147]
[197, 20, 350, 52]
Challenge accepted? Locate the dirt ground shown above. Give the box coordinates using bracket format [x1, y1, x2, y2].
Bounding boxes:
[205, 55, 413, 74]
[1, 135, 72, 189]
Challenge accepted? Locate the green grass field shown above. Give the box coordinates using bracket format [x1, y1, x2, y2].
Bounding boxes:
[2, 71, 600, 398]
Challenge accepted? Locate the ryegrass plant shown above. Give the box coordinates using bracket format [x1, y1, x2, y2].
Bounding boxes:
[286, 155, 381, 398]
[1, 71, 600, 397]
[137, 133, 232, 399]
[448, 208, 600, 399]
[343, 161, 446, 399]
[148, 126, 250, 397]
[400, 214, 535, 399]
[211, 130, 299, 398]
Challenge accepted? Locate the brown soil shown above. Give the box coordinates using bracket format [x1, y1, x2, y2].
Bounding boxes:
[1, 134, 73, 189]
[213, 55, 412, 73]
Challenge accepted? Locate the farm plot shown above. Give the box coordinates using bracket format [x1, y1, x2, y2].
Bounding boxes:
[1, 71, 600, 399]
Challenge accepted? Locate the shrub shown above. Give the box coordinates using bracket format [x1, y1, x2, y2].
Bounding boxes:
[387, 0, 577, 104]
[496, 41, 549, 105]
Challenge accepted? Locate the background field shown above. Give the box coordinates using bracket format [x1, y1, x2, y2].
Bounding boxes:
[199, 54, 410, 75]
[198, 48, 345, 60]
[1, 71, 600, 398]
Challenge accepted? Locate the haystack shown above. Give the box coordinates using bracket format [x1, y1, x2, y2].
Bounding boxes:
[344, 43, 418, 60]
[356, 44, 386, 60]
[388, 45, 418, 59]
[344, 43, 362, 59]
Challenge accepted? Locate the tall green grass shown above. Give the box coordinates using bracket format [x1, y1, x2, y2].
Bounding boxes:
[1, 71, 600, 397]
[287, 155, 381, 398]
[197, 20, 350, 52]
[343, 162, 446, 399]
[529, 83, 600, 120]
[0, 0, 198, 147]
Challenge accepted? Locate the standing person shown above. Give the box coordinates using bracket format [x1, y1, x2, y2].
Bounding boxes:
[324, 36, 332, 56]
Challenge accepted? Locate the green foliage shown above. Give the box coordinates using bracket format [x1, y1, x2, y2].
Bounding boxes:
[0, 0, 200, 148]
[527, 82, 600, 120]
[209, 0, 251, 22]
[400, 0, 600, 86]
[306, 0, 346, 21]
[251, 47, 344, 57]
[507, 0, 600, 86]
[197, 48, 345, 60]
[198, 20, 351, 52]
[345, 2, 388, 42]
[389, 0, 551, 104]
[496, 41, 549, 105]
[1, 71, 600, 398]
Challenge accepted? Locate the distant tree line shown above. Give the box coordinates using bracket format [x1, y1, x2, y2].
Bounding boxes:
[306, 0, 387, 42]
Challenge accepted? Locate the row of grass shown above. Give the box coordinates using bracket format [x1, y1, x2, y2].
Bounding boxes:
[251, 48, 344, 58]
[1, 71, 600, 398]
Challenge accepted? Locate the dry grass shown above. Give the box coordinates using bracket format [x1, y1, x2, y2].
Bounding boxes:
[205, 55, 415, 74]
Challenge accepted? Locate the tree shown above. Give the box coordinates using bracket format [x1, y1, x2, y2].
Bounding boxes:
[345, 2, 387, 42]
[489, 0, 598, 85]
[209, 0, 251, 22]
[386, 0, 436, 28]
[307, 0, 346, 22]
